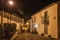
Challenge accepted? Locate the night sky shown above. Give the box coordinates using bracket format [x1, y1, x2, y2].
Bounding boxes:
[0, 0, 59, 20]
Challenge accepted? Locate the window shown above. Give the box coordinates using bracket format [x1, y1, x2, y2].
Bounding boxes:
[44, 11, 49, 35]
[44, 11, 49, 25]
[44, 11, 47, 19]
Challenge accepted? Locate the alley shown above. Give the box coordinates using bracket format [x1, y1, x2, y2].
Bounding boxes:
[0, 0, 60, 40]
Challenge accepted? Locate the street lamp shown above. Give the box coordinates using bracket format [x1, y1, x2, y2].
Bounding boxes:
[8, 0, 14, 24]
[9, 0, 13, 6]
[26, 22, 29, 25]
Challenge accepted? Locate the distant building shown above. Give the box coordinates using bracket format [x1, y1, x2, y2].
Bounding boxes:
[29, 1, 60, 39]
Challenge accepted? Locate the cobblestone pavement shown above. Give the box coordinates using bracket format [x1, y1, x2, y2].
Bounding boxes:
[14, 33, 58, 40]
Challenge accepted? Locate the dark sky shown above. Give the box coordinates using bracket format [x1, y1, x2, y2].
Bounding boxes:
[0, 0, 59, 20]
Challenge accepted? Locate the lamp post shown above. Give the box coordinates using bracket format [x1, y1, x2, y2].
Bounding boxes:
[8, 0, 14, 24]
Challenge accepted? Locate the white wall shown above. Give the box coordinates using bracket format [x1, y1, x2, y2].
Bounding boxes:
[0, 11, 22, 31]
[3, 17, 8, 23]
[29, 19, 33, 32]
[31, 3, 58, 38]
[46, 3, 58, 38]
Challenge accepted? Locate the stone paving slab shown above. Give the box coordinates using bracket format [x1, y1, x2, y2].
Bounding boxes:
[14, 33, 59, 40]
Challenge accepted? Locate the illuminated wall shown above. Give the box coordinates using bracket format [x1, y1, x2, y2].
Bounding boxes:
[0, 11, 23, 31]
[31, 2, 59, 38]
[29, 19, 33, 32]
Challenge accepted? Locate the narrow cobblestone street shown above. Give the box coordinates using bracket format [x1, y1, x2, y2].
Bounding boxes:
[14, 33, 58, 40]
[0, 0, 60, 40]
